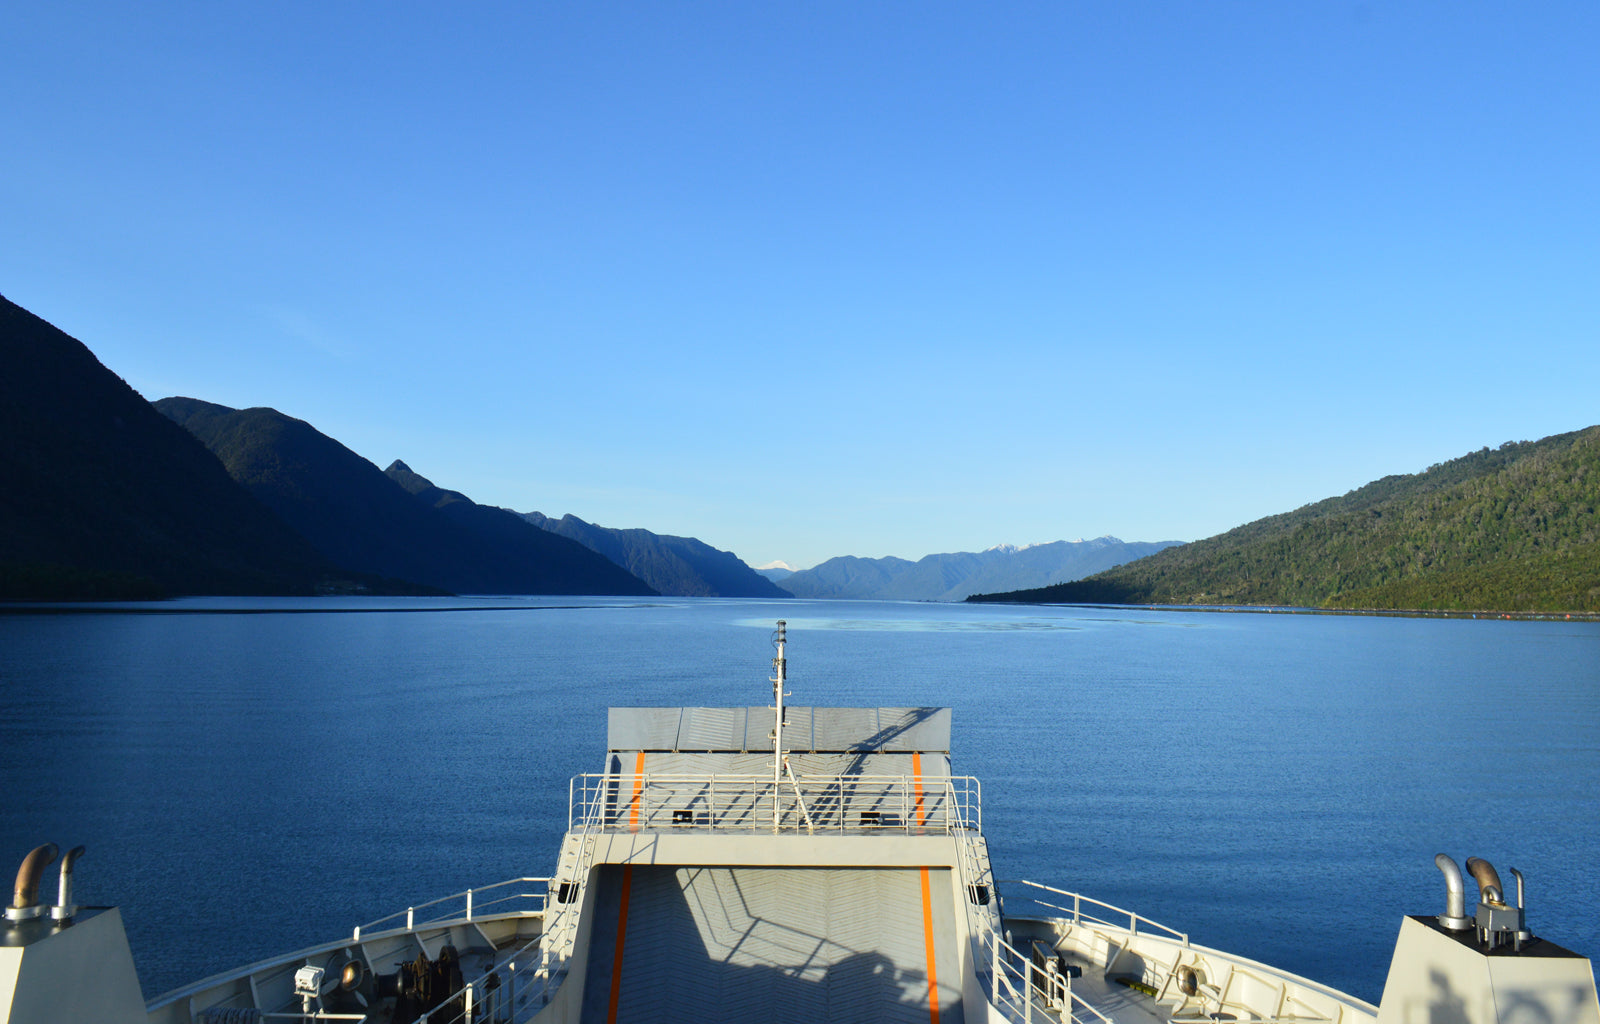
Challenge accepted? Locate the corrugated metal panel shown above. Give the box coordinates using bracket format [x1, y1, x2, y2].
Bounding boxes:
[674, 707, 748, 751]
[743, 705, 774, 751]
[878, 707, 951, 752]
[610, 707, 951, 752]
[616, 751, 949, 778]
[812, 707, 880, 751]
[608, 708, 682, 750]
[581, 865, 964, 1024]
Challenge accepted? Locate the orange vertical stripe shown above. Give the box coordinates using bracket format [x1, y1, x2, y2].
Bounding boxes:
[912, 751, 925, 829]
[920, 866, 942, 1024]
[606, 865, 634, 1024]
[629, 751, 645, 829]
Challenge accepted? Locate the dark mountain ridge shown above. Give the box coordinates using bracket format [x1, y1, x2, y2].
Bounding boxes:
[970, 427, 1600, 613]
[382, 461, 665, 596]
[520, 511, 790, 598]
[0, 296, 335, 598]
[157, 399, 654, 596]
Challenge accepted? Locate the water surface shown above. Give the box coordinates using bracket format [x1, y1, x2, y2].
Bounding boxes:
[1, 597, 1595, 1004]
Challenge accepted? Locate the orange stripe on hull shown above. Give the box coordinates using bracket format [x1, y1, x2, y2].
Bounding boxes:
[606, 864, 634, 1024]
[629, 751, 645, 830]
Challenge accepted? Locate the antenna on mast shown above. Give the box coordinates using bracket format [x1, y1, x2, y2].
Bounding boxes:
[768, 621, 814, 833]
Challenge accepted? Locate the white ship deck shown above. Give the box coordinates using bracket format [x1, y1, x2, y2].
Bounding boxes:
[123, 686, 1591, 1024]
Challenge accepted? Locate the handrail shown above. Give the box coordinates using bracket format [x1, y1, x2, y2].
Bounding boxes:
[998, 879, 1189, 945]
[352, 876, 550, 941]
[543, 829, 600, 971]
[567, 772, 981, 834]
[977, 925, 1117, 1024]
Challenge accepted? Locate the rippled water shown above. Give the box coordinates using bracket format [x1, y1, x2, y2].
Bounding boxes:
[1, 597, 1595, 1004]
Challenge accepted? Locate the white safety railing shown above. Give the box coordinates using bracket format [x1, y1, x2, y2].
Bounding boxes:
[979, 926, 1118, 1024]
[540, 831, 600, 975]
[568, 772, 982, 834]
[945, 850, 1165, 1024]
[998, 880, 1189, 946]
[339, 877, 559, 1024]
[351, 877, 550, 942]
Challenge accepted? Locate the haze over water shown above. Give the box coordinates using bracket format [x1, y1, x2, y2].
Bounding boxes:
[2, 597, 1596, 1004]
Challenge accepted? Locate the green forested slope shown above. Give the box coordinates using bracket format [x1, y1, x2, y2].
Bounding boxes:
[969, 427, 1600, 612]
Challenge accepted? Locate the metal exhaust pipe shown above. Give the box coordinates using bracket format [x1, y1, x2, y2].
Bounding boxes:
[50, 846, 85, 922]
[1434, 854, 1472, 930]
[7, 844, 60, 923]
[1466, 857, 1504, 905]
[1508, 867, 1533, 948]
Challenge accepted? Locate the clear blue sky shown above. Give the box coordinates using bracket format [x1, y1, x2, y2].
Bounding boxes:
[5, 2, 1596, 570]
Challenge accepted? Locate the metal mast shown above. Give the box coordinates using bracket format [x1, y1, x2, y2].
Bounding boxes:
[771, 620, 787, 830]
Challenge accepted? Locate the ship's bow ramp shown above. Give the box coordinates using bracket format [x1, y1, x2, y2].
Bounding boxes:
[580, 864, 962, 1024]
[568, 706, 970, 1024]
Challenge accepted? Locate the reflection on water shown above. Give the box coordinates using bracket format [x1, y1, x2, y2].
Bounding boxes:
[741, 615, 1084, 632]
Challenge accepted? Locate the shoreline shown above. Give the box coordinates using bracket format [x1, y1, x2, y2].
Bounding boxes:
[998, 601, 1600, 622]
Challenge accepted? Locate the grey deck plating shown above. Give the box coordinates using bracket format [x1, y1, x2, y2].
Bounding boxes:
[579, 865, 964, 1024]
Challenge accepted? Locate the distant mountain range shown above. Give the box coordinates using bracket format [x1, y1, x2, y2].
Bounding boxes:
[754, 561, 796, 583]
[779, 538, 1182, 602]
[970, 429, 1600, 613]
[13, 292, 1593, 612]
[0, 295, 790, 600]
[519, 512, 790, 598]
[1, 296, 339, 598]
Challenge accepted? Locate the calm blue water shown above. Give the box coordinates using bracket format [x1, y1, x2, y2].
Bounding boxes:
[1, 598, 1596, 1005]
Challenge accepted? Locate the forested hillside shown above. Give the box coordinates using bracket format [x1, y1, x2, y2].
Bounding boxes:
[970, 428, 1600, 613]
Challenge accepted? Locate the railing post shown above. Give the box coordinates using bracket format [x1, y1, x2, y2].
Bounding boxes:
[465, 982, 474, 1021]
[353, 925, 361, 942]
[407, 907, 414, 930]
[1026, 969, 1034, 1023]
[466, 888, 473, 921]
